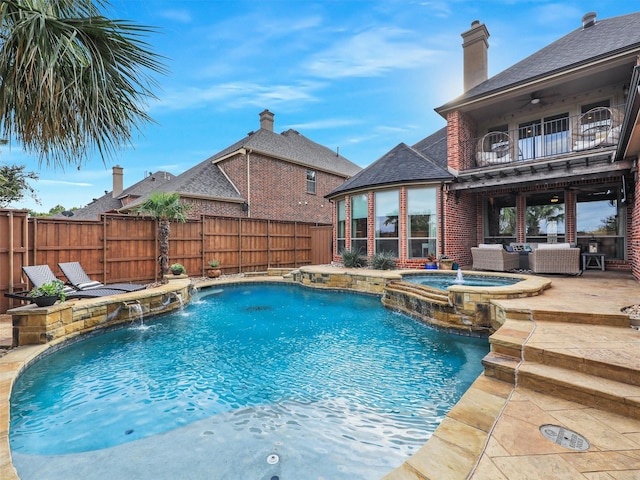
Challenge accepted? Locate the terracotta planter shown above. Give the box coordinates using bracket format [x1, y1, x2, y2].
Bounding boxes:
[207, 268, 221, 278]
[439, 259, 454, 270]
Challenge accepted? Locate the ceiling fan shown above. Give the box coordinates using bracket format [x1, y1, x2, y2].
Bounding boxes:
[517, 91, 560, 108]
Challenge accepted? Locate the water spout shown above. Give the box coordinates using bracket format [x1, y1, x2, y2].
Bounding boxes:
[454, 268, 465, 284]
[126, 301, 144, 326]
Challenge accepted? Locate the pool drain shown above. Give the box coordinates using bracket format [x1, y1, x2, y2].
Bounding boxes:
[540, 424, 589, 451]
[266, 453, 279, 465]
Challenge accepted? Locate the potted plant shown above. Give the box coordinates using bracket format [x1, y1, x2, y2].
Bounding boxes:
[170, 263, 186, 276]
[424, 253, 438, 269]
[206, 259, 221, 278]
[29, 279, 66, 307]
[439, 255, 455, 270]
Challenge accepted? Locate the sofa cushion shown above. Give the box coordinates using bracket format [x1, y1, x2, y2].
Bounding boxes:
[478, 243, 504, 249]
[537, 242, 571, 250]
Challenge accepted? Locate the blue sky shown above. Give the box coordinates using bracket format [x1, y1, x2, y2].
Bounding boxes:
[5, 0, 640, 212]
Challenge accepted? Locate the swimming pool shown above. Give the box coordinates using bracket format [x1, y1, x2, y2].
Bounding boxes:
[403, 272, 522, 290]
[10, 283, 488, 479]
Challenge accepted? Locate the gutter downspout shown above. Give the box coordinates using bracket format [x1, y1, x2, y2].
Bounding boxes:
[440, 182, 445, 256]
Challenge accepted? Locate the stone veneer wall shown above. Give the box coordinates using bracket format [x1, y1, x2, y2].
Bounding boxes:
[295, 267, 549, 335]
[9, 279, 192, 346]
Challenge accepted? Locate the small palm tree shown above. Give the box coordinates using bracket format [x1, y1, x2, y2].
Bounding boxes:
[134, 192, 190, 279]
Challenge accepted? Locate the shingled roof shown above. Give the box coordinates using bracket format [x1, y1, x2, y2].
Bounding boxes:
[209, 127, 361, 177]
[438, 11, 640, 111]
[61, 171, 176, 220]
[326, 128, 452, 198]
[140, 158, 243, 202]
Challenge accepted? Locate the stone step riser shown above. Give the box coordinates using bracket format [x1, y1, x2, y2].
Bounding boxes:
[523, 346, 640, 388]
[517, 368, 640, 421]
[532, 311, 629, 327]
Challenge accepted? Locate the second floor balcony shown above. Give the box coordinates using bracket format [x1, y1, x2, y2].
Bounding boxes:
[463, 106, 623, 171]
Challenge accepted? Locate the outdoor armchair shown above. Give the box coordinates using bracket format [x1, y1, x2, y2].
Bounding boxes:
[471, 244, 519, 272]
[529, 244, 581, 275]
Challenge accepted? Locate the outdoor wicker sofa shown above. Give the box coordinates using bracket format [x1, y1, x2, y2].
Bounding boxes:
[529, 243, 581, 275]
[471, 244, 520, 272]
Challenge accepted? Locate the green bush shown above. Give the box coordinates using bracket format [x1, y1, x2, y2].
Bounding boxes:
[371, 251, 396, 270]
[340, 249, 367, 268]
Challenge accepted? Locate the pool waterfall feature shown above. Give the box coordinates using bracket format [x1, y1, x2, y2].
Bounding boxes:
[7, 278, 192, 346]
[6, 268, 551, 347]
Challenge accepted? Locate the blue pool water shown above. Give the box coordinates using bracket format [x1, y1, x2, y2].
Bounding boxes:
[10, 284, 488, 479]
[404, 273, 521, 290]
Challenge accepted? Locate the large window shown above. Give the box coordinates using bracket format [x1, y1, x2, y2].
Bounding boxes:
[525, 192, 565, 243]
[576, 186, 625, 260]
[350, 194, 368, 254]
[407, 188, 437, 258]
[375, 190, 399, 256]
[484, 195, 516, 244]
[337, 200, 346, 253]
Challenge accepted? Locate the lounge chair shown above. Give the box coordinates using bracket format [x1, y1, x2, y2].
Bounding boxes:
[19, 265, 126, 299]
[58, 262, 146, 292]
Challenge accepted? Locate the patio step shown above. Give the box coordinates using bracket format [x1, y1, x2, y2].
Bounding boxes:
[483, 313, 640, 419]
[531, 309, 630, 326]
[384, 281, 451, 306]
[517, 362, 640, 420]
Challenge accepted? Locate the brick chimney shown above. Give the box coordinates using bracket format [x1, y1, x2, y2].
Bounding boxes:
[259, 109, 274, 132]
[112, 165, 123, 198]
[461, 20, 490, 92]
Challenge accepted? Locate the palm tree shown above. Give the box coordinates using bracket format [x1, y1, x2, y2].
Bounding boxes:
[134, 192, 191, 279]
[0, 0, 165, 167]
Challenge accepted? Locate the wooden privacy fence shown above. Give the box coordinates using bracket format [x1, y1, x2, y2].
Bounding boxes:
[0, 210, 332, 313]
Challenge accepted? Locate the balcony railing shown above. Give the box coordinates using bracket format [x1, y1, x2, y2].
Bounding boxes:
[464, 106, 623, 170]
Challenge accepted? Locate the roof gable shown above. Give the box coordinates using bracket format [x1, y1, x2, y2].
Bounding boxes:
[210, 128, 361, 177]
[327, 140, 452, 197]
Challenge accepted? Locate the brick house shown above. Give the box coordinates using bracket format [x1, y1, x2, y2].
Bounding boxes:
[69, 110, 361, 223]
[328, 11, 640, 278]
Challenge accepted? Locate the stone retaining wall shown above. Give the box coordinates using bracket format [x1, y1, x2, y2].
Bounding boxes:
[8, 279, 192, 346]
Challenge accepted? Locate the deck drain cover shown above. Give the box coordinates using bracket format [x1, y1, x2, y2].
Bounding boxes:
[540, 424, 589, 451]
[267, 454, 279, 465]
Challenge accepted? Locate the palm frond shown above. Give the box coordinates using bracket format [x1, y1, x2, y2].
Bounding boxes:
[0, 0, 167, 167]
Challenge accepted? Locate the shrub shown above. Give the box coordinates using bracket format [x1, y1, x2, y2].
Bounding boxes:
[371, 251, 396, 270]
[29, 279, 66, 302]
[170, 263, 186, 274]
[340, 249, 367, 268]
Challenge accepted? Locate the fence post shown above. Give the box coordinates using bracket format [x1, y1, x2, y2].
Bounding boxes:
[102, 214, 108, 283]
[201, 214, 205, 277]
[238, 217, 242, 273]
[267, 219, 271, 269]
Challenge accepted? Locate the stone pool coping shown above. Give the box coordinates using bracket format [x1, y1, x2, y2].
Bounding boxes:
[0, 266, 592, 480]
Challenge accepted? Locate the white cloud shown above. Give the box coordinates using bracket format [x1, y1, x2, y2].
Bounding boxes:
[287, 118, 361, 130]
[305, 27, 439, 78]
[38, 179, 93, 187]
[159, 9, 192, 23]
[153, 81, 324, 112]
